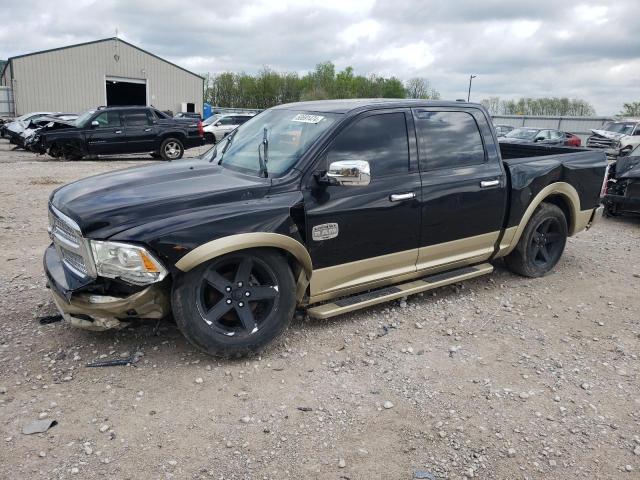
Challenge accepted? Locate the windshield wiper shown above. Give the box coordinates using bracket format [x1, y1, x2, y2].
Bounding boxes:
[214, 129, 238, 163]
[257, 127, 269, 178]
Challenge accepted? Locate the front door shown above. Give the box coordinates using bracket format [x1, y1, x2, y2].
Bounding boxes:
[412, 107, 507, 272]
[86, 111, 126, 155]
[303, 109, 421, 299]
[123, 109, 156, 152]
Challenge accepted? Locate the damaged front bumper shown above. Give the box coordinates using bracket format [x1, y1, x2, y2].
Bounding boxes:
[44, 244, 170, 331]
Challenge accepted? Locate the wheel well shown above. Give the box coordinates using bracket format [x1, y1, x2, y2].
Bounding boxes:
[161, 132, 186, 143]
[542, 195, 573, 231]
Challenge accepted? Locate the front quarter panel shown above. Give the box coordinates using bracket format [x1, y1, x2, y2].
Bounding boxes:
[110, 190, 307, 273]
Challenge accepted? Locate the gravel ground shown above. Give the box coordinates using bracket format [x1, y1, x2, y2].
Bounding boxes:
[0, 138, 639, 480]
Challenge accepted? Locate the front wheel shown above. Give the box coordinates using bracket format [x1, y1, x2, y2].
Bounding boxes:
[160, 138, 184, 160]
[504, 203, 568, 278]
[172, 249, 296, 357]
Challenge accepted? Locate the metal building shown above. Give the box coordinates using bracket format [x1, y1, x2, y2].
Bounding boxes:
[1, 38, 203, 116]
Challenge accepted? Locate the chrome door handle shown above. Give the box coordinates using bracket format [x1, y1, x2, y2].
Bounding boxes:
[115, 130, 122, 134]
[389, 192, 416, 202]
[144, 128, 152, 132]
[480, 179, 500, 188]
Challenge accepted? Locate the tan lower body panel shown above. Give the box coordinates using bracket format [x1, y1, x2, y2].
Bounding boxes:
[310, 231, 500, 303]
[307, 263, 493, 319]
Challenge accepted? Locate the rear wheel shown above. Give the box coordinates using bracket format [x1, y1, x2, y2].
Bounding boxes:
[160, 138, 184, 160]
[205, 132, 216, 144]
[172, 249, 296, 357]
[504, 203, 567, 278]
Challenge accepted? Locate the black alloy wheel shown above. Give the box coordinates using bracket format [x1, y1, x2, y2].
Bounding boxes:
[527, 217, 564, 269]
[196, 256, 279, 338]
[172, 249, 296, 357]
[504, 202, 568, 278]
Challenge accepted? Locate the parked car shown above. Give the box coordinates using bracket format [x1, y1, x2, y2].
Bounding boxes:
[44, 99, 605, 357]
[203, 113, 254, 143]
[499, 127, 568, 146]
[174, 112, 202, 120]
[587, 119, 640, 159]
[602, 144, 640, 217]
[564, 132, 582, 147]
[32, 106, 204, 160]
[493, 124, 514, 137]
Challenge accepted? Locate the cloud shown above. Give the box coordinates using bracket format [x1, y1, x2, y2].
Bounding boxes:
[0, 0, 638, 114]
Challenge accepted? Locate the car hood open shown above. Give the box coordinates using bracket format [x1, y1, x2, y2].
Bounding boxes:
[50, 159, 270, 238]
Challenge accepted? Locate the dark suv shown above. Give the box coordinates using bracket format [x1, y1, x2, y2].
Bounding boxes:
[33, 106, 204, 160]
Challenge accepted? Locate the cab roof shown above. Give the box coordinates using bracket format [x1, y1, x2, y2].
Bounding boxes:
[272, 98, 482, 114]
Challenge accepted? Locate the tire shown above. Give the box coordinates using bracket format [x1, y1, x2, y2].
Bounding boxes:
[48, 144, 63, 159]
[172, 249, 296, 357]
[61, 142, 83, 161]
[160, 138, 184, 160]
[205, 132, 216, 144]
[504, 203, 568, 278]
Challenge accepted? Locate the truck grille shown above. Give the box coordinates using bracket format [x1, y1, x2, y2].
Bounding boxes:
[49, 205, 95, 278]
[587, 136, 614, 149]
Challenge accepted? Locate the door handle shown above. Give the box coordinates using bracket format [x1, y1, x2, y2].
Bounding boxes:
[115, 130, 122, 134]
[480, 179, 500, 188]
[144, 128, 152, 132]
[389, 192, 416, 202]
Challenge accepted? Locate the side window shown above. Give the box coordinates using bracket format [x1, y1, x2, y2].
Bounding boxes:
[325, 112, 409, 177]
[124, 111, 151, 126]
[551, 130, 563, 140]
[153, 109, 167, 119]
[93, 111, 121, 128]
[236, 116, 250, 125]
[538, 130, 551, 140]
[218, 116, 235, 126]
[414, 111, 485, 170]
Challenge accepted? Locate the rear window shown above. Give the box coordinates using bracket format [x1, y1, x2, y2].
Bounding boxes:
[414, 110, 485, 170]
[124, 111, 151, 126]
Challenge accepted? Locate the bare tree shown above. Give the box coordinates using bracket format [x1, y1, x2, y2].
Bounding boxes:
[405, 78, 440, 99]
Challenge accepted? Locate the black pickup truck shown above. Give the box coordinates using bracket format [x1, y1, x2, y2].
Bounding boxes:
[43, 99, 606, 357]
[32, 106, 204, 160]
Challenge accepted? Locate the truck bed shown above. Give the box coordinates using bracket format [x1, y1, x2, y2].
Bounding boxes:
[500, 143, 607, 232]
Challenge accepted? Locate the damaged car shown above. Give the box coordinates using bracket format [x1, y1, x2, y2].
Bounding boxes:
[587, 119, 640, 159]
[44, 99, 606, 357]
[602, 144, 640, 217]
[3, 112, 56, 143]
[18, 114, 78, 150]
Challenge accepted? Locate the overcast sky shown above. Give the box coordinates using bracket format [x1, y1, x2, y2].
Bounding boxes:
[1, 0, 638, 115]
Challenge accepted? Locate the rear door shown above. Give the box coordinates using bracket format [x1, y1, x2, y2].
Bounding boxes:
[86, 111, 126, 154]
[123, 109, 156, 152]
[413, 107, 507, 272]
[304, 109, 421, 299]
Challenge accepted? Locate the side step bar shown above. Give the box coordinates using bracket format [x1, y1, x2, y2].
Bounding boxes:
[306, 263, 493, 319]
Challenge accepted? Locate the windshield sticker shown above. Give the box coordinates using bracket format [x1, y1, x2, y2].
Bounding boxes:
[292, 114, 324, 124]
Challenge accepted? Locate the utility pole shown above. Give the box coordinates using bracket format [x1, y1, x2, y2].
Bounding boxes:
[467, 75, 476, 102]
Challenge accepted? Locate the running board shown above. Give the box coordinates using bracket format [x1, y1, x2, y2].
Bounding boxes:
[306, 263, 493, 319]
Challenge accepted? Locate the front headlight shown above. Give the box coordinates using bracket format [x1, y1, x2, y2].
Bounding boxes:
[90, 241, 167, 285]
[611, 140, 621, 149]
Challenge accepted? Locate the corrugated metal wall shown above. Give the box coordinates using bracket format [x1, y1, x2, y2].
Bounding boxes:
[492, 115, 614, 142]
[0, 86, 14, 116]
[10, 39, 203, 115]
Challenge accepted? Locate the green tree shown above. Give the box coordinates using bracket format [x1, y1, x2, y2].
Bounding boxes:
[620, 102, 640, 117]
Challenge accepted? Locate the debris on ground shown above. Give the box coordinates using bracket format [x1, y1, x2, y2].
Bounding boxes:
[22, 419, 58, 435]
[38, 314, 62, 324]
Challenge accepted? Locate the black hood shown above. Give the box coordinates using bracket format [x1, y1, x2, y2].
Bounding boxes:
[50, 159, 270, 238]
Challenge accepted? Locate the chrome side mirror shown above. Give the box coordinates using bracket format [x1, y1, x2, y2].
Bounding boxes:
[326, 160, 371, 186]
[91, 120, 99, 128]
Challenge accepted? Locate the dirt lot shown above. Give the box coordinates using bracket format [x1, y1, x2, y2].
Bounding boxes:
[0, 138, 639, 480]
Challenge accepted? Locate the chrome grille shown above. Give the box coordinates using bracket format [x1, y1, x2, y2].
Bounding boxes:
[587, 136, 614, 149]
[49, 205, 95, 278]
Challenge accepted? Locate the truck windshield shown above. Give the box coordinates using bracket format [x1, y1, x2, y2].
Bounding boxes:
[74, 110, 96, 127]
[602, 122, 636, 135]
[505, 128, 538, 140]
[218, 109, 339, 176]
